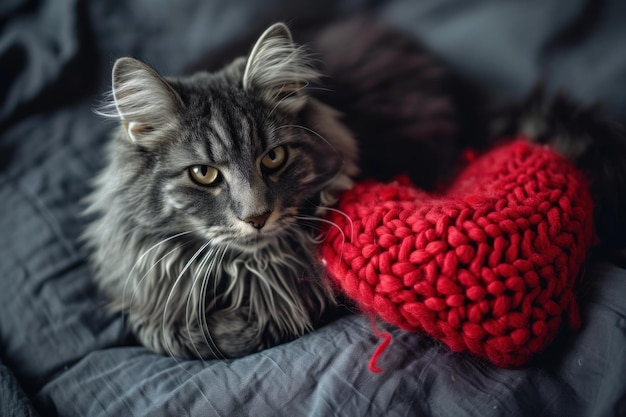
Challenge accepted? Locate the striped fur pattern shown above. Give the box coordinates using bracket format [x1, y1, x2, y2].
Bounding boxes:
[84, 23, 358, 359]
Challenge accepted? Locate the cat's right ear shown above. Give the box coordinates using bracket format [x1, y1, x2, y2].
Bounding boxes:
[102, 57, 183, 143]
[242, 23, 319, 114]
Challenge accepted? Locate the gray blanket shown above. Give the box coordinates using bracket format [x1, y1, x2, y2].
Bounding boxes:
[1, 1, 625, 416]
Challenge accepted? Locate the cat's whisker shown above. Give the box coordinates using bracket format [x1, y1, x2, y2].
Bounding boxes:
[273, 124, 338, 154]
[122, 231, 195, 315]
[267, 81, 311, 117]
[162, 241, 211, 367]
[196, 255, 213, 358]
[245, 251, 314, 337]
[185, 245, 215, 362]
[127, 244, 187, 317]
[312, 206, 355, 242]
[301, 85, 333, 93]
[294, 214, 346, 243]
[293, 202, 354, 240]
[195, 248, 215, 359]
[198, 244, 230, 361]
[294, 215, 345, 240]
[295, 214, 348, 265]
[294, 162, 352, 209]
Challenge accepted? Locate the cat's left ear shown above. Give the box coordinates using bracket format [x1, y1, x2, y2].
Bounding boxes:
[107, 57, 184, 144]
[243, 23, 319, 113]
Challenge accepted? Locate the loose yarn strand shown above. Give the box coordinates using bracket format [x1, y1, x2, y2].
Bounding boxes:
[368, 317, 393, 373]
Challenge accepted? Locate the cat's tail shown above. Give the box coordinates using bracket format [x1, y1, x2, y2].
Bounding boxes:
[498, 87, 626, 251]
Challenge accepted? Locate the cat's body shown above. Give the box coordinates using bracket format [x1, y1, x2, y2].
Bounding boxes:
[84, 24, 358, 358]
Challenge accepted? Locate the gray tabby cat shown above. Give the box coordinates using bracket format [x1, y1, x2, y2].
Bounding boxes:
[84, 23, 358, 359]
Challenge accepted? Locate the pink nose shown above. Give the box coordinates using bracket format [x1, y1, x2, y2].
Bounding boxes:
[243, 211, 271, 230]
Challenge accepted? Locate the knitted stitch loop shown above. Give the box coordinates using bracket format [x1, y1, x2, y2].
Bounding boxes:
[320, 139, 594, 368]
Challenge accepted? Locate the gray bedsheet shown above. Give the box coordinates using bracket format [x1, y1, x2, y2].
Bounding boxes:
[1, 1, 625, 416]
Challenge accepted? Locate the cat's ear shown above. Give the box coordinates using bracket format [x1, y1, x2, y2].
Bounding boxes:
[243, 23, 319, 113]
[106, 57, 183, 143]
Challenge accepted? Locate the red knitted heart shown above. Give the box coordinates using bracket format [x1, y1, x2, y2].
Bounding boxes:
[320, 138, 594, 368]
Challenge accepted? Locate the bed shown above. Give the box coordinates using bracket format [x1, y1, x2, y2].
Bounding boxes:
[1, 1, 625, 416]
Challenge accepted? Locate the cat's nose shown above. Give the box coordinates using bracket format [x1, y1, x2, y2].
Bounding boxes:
[243, 211, 272, 230]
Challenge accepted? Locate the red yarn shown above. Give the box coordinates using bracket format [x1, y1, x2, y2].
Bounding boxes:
[368, 318, 392, 373]
[320, 138, 594, 368]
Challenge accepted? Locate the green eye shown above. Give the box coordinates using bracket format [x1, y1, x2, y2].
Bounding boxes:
[261, 146, 287, 171]
[189, 165, 220, 186]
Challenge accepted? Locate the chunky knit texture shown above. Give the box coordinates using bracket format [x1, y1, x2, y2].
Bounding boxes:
[320, 138, 594, 368]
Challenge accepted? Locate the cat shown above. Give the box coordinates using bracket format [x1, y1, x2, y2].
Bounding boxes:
[84, 23, 360, 359]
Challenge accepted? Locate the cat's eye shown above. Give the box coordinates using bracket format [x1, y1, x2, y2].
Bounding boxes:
[261, 146, 287, 172]
[189, 165, 220, 186]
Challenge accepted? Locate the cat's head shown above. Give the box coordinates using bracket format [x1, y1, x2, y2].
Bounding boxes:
[99, 23, 358, 250]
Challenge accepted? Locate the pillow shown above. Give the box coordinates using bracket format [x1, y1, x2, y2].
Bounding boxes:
[320, 138, 594, 367]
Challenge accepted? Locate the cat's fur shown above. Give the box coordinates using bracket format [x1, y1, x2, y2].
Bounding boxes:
[84, 23, 358, 359]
